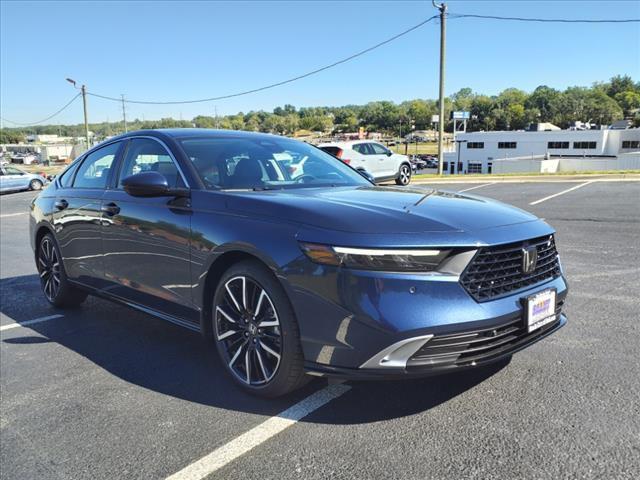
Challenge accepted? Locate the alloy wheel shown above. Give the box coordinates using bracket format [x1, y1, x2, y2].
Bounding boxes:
[30, 180, 42, 190]
[399, 165, 411, 185]
[38, 237, 61, 301]
[215, 276, 282, 385]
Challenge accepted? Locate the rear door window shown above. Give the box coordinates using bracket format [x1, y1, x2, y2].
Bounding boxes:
[370, 143, 389, 155]
[353, 143, 373, 155]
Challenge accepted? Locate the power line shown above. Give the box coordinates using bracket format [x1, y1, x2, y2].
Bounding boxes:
[1, 93, 81, 126]
[449, 13, 640, 23]
[87, 15, 439, 105]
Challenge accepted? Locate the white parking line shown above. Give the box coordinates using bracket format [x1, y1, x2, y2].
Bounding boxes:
[166, 383, 351, 480]
[0, 314, 63, 332]
[0, 212, 27, 218]
[529, 181, 594, 205]
[458, 183, 494, 193]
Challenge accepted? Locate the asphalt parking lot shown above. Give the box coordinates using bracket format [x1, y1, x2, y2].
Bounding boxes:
[1, 180, 639, 480]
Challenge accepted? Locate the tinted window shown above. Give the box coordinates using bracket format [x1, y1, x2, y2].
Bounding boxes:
[73, 142, 120, 189]
[180, 136, 368, 190]
[369, 143, 389, 155]
[118, 138, 184, 188]
[320, 146, 342, 157]
[58, 160, 81, 188]
[352, 143, 371, 154]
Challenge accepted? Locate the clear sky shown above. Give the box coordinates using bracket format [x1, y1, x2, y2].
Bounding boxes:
[1, 0, 639, 126]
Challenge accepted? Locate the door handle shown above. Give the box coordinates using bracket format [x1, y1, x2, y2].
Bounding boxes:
[54, 199, 68, 210]
[101, 202, 120, 216]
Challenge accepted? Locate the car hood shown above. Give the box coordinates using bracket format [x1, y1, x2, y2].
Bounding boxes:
[225, 186, 538, 234]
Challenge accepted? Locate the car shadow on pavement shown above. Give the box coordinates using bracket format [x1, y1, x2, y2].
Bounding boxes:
[1, 274, 508, 424]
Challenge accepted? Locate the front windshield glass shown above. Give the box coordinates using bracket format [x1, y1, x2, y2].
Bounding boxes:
[179, 136, 370, 190]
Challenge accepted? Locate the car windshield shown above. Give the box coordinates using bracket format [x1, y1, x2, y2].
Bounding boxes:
[179, 136, 370, 190]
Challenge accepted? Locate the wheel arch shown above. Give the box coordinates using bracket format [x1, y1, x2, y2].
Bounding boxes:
[34, 224, 55, 262]
[198, 247, 291, 339]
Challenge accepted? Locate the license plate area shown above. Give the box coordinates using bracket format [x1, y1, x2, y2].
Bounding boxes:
[524, 288, 557, 333]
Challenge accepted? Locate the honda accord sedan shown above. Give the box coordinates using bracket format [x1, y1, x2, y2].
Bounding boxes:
[30, 129, 567, 397]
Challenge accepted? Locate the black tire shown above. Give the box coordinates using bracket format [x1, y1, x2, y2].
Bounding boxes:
[29, 179, 43, 190]
[212, 260, 308, 397]
[37, 233, 88, 308]
[395, 163, 412, 186]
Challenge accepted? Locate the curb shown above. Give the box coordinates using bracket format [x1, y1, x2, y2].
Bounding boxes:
[411, 174, 640, 184]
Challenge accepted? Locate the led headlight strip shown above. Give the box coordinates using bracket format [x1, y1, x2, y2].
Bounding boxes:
[300, 243, 451, 272]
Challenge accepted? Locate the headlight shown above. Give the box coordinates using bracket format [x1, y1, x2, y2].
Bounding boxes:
[299, 242, 452, 272]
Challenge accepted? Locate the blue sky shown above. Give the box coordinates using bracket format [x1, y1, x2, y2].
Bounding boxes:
[1, 0, 639, 126]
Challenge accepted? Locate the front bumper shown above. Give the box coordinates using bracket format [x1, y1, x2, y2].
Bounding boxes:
[305, 313, 567, 380]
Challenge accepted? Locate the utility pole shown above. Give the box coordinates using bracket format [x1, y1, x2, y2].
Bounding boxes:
[66, 78, 90, 149]
[121, 94, 128, 133]
[433, 1, 446, 175]
[81, 85, 90, 149]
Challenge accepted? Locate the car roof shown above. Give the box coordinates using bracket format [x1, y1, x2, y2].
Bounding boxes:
[110, 128, 288, 142]
[318, 140, 375, 147]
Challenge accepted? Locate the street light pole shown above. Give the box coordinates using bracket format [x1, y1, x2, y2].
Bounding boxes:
[66, 78, 90, 150]
[433, 1, 447, 175]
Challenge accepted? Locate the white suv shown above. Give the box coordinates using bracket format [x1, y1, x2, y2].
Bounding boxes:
[318, 141, 412, 185]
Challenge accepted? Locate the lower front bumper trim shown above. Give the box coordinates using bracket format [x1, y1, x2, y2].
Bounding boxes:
[305, 314, 567, 380]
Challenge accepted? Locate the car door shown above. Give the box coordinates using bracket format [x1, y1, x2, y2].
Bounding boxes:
[52, 141, 123, 288]
[101, 137, 196, 322]
[369, 143, 396, 178]
[351, 143, 380, 177]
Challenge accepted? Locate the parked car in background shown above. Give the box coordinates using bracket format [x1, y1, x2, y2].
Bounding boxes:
[10, 152, 40, 165]
[30, 129, 567, 397]
[410, 155, 428, 171]
[318, 140, 412, 185]
[0, 165, 49, 193]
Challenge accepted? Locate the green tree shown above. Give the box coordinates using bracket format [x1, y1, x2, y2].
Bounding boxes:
[614, 91, 640, 116]
[525, 86, 562, 123]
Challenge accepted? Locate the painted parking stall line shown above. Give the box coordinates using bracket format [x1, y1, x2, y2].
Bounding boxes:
[0, 212, 28, 218]
[0, 314, 63, 332]
[529, 181, 594, 205]
[458, 183, 494, 193]
[165, 383, 351, 480]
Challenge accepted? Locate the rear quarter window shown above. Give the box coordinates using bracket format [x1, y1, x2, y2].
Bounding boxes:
[58, 161, 81, 188]
[320, 146, 342, 157]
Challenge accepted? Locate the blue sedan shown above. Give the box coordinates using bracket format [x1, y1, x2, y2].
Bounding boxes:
[29, 129, 567, 397]
[0, 165, 49, 193]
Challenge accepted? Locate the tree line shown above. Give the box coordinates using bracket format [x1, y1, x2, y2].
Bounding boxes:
[1, 75, 637, 144]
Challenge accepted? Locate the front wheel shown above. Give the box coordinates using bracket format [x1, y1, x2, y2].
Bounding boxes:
[29, 179, 43, 190]
[212, 260, 308, 397]
[37, 233, 87, 308]
[395, 164, 412, 186]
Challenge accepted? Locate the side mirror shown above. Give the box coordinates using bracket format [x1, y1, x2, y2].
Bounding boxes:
[357, 169, 376, 184]
[122, 171, 172, 197]
[386, 150, 393, 156]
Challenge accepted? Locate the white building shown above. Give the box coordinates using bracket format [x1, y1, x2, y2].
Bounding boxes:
[443, 125, 640, 174]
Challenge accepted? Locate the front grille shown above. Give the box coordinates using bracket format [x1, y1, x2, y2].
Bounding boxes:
[408, 301, 564, 367]
[460, 235, 561, 302]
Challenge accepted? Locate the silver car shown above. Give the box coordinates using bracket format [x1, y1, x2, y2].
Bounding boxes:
[0, 165, 49, 193]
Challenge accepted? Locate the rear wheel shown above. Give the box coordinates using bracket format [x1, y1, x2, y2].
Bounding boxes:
[212, 260, 308, 397]
[37, 233, 87, 308]
[29, 179, 43, 190]
[395, 163, 411, 186]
